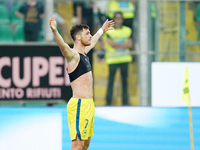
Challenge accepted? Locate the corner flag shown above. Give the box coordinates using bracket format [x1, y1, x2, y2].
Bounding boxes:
[182, 66, 190, 106]
[181, 66, 194, 150]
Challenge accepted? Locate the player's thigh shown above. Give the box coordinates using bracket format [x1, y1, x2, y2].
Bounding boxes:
[71, 135, 85, 148]
[84, 137, 91, 148]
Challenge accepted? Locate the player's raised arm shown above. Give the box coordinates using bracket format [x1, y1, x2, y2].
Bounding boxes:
[49, 15, 74, 61]
[84, 19, 114, 54]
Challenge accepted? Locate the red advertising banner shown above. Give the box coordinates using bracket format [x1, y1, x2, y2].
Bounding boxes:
[0, 45, 73, 101]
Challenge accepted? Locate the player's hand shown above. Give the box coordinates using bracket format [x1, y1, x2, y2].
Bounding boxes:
[101, 19, 115, 33]
[49, 15, 57, 32]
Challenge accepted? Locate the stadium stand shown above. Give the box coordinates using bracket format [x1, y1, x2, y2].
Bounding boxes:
[0, 4, 10, 24]
[185, 3, 200, 61]
[157, 1, 179, 61]
[13, 24, 24, 42]
[0, 24, 13, 42]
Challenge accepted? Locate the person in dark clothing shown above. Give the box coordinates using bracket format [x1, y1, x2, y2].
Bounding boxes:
[15, 0, 44, 41]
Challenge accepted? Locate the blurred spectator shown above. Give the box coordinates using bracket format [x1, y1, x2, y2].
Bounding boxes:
[104, 12, 133, 106]
[73, 0, 94, 34]
[106, 0, 135, 29]
[54, 4, 67, 36]
[15, 0, 44, 41]
[92, 0, 109, 25]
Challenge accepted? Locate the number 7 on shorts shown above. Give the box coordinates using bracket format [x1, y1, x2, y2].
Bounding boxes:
[85, 119, 89, 128]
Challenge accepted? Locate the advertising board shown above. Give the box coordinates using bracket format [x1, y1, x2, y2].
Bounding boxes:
[152, 62, 200, 107]
[0, 45, 72, 101]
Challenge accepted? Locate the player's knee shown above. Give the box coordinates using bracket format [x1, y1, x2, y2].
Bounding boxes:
[72, 141, 84, 150]
[76, 145, 84, 150]
[72, 144, 84, 150]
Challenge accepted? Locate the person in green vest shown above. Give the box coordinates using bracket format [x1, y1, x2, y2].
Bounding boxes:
[104, 11, 133, 106]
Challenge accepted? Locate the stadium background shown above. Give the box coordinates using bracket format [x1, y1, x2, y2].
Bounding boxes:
[0, 0, 200, 149]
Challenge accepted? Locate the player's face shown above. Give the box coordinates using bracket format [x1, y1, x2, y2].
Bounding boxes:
[81, 29, 92, 46]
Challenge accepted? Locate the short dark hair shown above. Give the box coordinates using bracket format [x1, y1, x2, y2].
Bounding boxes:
[70, 24, 89, 41]
[114, 11, 123, 19]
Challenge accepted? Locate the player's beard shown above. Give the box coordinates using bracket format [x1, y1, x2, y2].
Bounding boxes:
[81, 39, 91, 46]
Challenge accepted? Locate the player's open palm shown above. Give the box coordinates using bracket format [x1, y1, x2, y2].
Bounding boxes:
[102, 19, 115, 33]
[49, 15, 57, 32]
